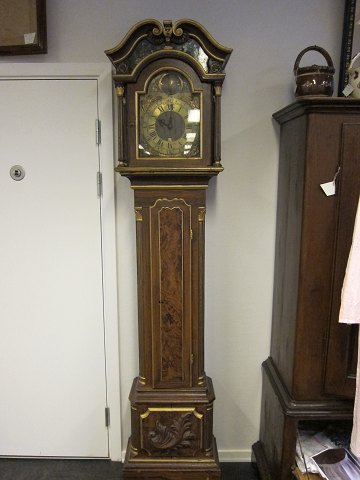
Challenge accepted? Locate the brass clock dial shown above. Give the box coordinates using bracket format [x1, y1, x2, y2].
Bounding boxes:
[138, 71, 201, 159]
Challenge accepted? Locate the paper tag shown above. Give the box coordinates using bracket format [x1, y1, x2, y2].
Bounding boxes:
[320, 181, 336, 196]
[343, 83, 354, 97]
[24, 33, 36, 44]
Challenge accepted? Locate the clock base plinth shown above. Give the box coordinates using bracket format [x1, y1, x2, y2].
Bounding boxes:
[123, 376, 220, 479]
[122, 437, 221, 480]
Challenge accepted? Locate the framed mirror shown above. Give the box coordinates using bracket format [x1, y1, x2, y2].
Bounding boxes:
[0, 0, 47, 56]
[339, 0, 359, 94]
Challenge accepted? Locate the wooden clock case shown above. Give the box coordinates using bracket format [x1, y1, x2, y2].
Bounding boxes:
[105, 19, 232, 479]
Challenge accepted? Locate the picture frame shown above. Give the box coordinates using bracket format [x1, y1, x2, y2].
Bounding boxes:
[0, 0, 47, 56]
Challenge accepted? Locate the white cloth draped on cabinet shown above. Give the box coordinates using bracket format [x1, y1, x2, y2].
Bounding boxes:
[339, 195, 360, 456]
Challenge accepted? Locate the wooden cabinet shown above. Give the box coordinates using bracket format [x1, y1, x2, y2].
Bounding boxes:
[253, 98, 360, 480]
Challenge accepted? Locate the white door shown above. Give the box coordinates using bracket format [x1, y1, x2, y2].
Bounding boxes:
[0, 79, 109, 457]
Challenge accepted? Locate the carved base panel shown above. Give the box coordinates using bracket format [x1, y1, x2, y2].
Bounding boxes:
[123, 376, 220, 479]
[122, 437, 221, 480]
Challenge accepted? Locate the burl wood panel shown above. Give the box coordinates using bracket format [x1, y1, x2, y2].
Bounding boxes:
[158, 207, 185, 384]
[150, 198, 192, 389]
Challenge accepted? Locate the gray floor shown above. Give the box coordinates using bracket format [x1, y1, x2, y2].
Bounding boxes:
[0, 459, 259, 480]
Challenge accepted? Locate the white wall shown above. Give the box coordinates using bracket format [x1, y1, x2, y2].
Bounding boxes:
[4, 0, 345, 461]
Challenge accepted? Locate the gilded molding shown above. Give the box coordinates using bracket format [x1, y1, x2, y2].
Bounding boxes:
[131, 185, 208, 190]
[150, 197, 191, 209]
[116, 166, 224, 175]
[141, 407, 203, 416]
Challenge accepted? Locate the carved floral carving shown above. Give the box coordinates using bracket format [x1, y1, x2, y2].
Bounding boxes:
[149, 412, 196, 451]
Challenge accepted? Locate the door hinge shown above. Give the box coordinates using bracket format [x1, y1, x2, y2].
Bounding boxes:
[95, 119, 102, 145]
[190, 228, 193, 240]
[97, 171, 103, 197]
[105, 407, 110, 427]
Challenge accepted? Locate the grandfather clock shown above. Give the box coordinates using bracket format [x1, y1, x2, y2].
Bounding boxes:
[105, 19, 232, 479]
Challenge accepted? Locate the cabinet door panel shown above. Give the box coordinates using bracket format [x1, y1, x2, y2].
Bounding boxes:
[324, 123, 360, 397]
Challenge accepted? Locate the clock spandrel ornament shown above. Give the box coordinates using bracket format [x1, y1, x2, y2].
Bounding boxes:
[106, 19, 232, 480]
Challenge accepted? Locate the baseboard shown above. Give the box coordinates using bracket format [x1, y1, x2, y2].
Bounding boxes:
[218, 449, 252, 462]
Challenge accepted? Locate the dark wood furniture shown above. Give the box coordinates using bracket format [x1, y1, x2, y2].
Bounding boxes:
[105, 19, 232, 479]
[253, 98, 360, 480]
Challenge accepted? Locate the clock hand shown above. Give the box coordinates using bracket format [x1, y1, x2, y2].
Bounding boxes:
[158, 116, 172, 129]
[168, 113, 173, 130]
[158, 118, 168, 128]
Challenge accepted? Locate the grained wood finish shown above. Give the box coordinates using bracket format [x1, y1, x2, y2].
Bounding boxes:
[153, 199, 191, 387]
[253, 98, 360, 480]
[105, 20, 232, 480]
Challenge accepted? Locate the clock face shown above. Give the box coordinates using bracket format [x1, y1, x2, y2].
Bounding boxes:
[138, 71, 201, 159]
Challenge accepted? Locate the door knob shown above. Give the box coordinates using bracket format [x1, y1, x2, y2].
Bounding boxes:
[10, 165, 25, 181]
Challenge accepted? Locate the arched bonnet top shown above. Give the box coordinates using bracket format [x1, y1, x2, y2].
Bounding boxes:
[105, 19, 232, 83]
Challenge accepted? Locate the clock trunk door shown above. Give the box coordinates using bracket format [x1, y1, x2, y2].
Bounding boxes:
[150, 197, 192, 389]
